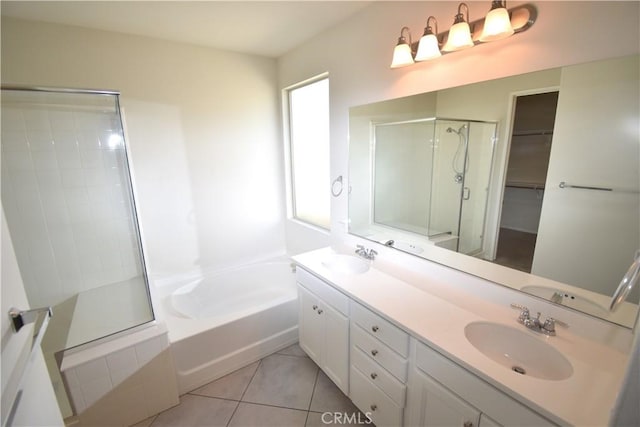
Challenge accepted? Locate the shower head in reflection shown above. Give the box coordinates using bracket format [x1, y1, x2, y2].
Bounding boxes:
[447, 124, 469, 183]
[446, 124, 467, 135]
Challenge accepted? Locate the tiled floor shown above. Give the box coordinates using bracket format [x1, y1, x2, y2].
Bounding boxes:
[133, 344, 363, 427]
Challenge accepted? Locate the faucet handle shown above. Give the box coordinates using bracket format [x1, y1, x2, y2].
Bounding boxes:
[510, 303, 530, 323]
[369, 250, 378, 259]
[542, 317, 568, 336]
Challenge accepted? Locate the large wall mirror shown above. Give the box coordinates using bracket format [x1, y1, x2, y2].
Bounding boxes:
[348, 54, 639, 328]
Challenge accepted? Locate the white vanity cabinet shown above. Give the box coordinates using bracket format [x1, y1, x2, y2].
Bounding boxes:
[296, 268, 350, 394]
[349, 301, 409, 426]
[405, 339, 557, 427]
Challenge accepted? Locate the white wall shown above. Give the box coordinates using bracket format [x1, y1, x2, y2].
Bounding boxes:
[277, 0, 640, 252]
[533, 55, 640, 296]
[1, 209, 64, 426]
[1, 17, 286, 281]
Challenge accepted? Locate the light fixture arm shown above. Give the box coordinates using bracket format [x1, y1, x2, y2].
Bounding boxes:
[398, 26, 412, 44]
[454, 3, 470, 24]
[424, 16, 439, 37]
[490, 0, 508, 11]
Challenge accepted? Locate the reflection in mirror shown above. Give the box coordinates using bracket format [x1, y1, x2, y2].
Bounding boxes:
[372, 118, 496, 255]
[348, 54, 639, 327]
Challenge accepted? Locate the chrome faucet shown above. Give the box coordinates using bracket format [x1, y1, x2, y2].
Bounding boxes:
[355, 245, 377, 260]
[510, 304, 568, 336]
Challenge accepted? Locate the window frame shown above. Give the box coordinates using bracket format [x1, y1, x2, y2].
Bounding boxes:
[283, 73, 331, 231]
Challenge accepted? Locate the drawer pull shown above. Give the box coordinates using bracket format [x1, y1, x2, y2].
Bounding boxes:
[371, 349, 378, 356]
[370, 372, 378, 380]
[370, 404, 377, 411]
[463, 422, 473, 427]
[312, 305, 318, 311]
[371, 325, 379, 332]
[317, 309, 323, 314]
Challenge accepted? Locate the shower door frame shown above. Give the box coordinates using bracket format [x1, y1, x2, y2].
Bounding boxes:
[0, 84, 155, 346]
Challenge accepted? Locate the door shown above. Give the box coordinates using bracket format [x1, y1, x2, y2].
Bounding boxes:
[1, 211, 64, 426]
[407, 367, 480, 427]
[494, 91, 559, 272]
[297, 285, 323, 365]
[321, 303, 349, 394]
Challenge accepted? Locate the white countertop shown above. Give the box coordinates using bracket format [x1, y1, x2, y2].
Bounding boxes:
[293, 247, 630, 426]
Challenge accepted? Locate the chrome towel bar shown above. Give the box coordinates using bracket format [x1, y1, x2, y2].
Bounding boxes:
[559, 181, 639, 194]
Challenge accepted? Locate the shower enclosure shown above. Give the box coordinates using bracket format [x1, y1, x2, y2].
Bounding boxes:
[373, 118, 497, 255]
[1, 87, 154, 416]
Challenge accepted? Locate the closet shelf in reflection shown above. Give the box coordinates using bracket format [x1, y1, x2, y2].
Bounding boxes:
[512, 129, 554, 136]
[505, 181, 545, 190]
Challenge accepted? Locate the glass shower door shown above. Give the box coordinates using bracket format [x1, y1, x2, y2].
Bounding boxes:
[1, 88, 153, 416]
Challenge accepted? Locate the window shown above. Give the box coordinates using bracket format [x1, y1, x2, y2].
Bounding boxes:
[286, 75, 330, 229]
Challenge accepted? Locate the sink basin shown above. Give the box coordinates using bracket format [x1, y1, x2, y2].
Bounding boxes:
[464, 321, 573, 381]
[321, 254, 370, 274]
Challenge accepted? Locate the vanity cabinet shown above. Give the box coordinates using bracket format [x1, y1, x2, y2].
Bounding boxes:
[407, 367, 480, 427]
[349, 301, 409, 426]
[406, 339, 557, 427]
[296, 269, 349, 394]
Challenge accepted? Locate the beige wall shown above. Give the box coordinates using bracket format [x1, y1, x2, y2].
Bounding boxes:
[1, 17, 286, 280]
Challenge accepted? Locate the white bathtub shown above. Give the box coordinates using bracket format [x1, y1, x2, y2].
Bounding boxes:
[154, 260, 299, 394]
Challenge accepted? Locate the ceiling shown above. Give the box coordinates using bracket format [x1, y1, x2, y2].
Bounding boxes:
[0, 1, 372, 58]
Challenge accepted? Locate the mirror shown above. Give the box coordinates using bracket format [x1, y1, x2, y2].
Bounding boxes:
[349, 54, 639, 328]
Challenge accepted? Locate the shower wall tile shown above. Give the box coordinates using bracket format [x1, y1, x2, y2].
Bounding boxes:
[1, 107, 26, 130]
[1, 130, 29, 151]
[27, 129, 54, 151]
[52, 130, 79, 150]
[56, 149, 82, 169]
[5, 151, 33, 171]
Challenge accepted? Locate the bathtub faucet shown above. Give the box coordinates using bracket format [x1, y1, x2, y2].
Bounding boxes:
[355, 245, 377, 260]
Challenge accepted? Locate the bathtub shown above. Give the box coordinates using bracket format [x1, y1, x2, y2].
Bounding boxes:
[153, 260, 299, 394]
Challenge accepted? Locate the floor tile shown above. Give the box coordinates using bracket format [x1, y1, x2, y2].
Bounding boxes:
[277, 343, 309, 358]
[228, 402, 307, 427]
[309, 370, 359, 414]
[150, 394, 237, 427]
[190, 361, 260, 400]
[242, 353, 319, 410]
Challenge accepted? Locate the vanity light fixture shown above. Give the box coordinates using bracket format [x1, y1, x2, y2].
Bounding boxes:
[390, 26, 415, 68]
[442, 3, 474, 52]
[415, 16, 442, 61]
[480, 0, 515, 42]
[390, 2, 536, 68]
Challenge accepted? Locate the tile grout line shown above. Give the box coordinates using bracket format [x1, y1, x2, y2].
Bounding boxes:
[305, 366, 321, 427]
[144, 414, 158, 427]
[307, 366, 321, 412]
[225, 358, 263, 427]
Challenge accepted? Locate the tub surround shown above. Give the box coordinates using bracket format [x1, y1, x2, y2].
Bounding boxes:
[293, 246, 631, 426]
[59, 323, 178, 426]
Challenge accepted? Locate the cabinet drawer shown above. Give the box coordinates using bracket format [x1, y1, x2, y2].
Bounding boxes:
[351, 324, 408, 382]
[296, 268, 349, 316]
[351, 346, 406, 407]
[351, 301, 409, 357]
[350, 366, 403, 427]
[414, 339, 556, 426]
